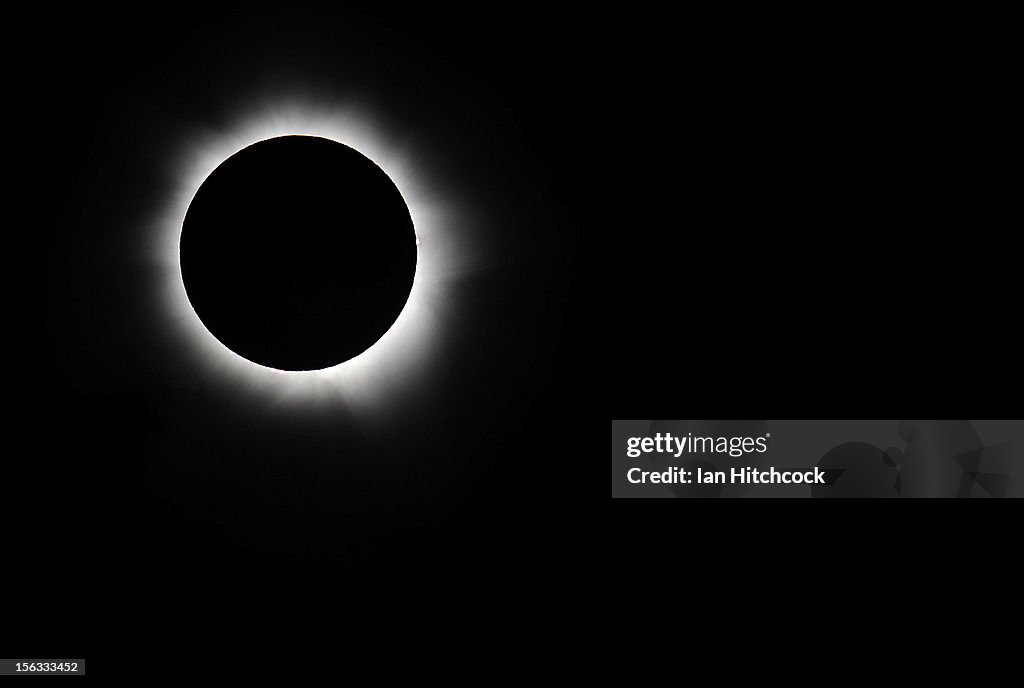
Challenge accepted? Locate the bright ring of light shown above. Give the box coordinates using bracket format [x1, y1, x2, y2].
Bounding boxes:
[147, 97, 475, 410]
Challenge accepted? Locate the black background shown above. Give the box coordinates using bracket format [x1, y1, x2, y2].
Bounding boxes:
[8, 0, 1018, 672]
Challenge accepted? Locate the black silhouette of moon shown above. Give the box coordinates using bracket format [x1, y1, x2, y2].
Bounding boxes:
[180, 135, 417, 370]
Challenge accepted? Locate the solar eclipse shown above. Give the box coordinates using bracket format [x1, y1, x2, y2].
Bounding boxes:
[147, 97, 478, 409]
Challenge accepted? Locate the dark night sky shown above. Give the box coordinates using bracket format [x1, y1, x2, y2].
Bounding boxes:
[8, 0, 1017, 669]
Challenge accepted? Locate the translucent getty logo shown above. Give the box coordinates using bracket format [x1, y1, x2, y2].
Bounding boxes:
[625, 432, 770, 458]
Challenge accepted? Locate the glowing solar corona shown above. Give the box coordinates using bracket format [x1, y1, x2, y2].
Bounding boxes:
[145, 94, 478, 410]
